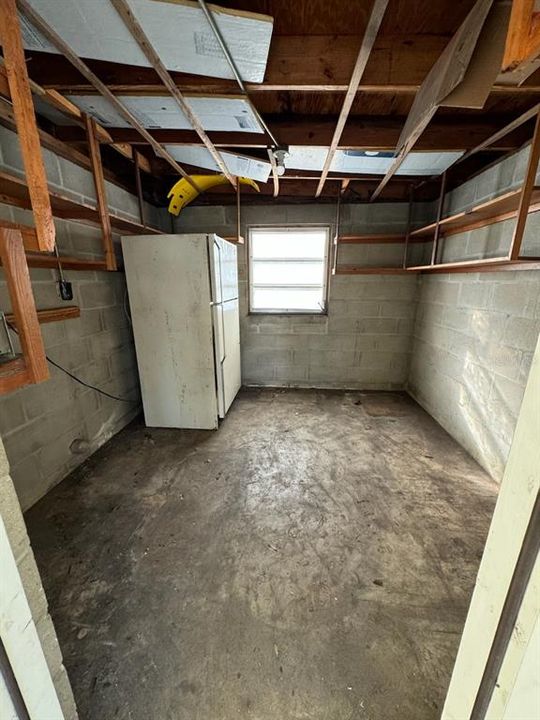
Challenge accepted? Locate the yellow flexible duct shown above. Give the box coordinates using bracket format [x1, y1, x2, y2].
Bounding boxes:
[167, 175, 260, 216]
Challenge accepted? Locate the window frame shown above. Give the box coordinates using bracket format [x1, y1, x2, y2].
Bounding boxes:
[247, 224, 331, 315]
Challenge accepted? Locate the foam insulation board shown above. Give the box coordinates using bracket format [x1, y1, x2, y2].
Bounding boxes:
[20, 0, 273, 83]
[166, 145, 271, 182]
[285, 148, 463, 176]
[62, 95, 264, 132]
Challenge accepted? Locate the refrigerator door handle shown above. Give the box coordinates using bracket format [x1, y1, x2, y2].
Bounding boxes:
[220, 305, 226, 361]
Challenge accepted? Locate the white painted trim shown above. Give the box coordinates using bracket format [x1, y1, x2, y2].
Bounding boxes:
[442, 335, 540, 719]
[0, 518, 64, 719]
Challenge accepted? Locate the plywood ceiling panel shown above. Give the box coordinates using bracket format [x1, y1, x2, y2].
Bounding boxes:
[208, 0, 478, 37]
[20, 0, 273, 82]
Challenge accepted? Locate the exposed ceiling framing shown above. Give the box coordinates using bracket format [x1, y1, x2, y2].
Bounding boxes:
[0, 0, 538, 206]
[315, 0, 389, 197]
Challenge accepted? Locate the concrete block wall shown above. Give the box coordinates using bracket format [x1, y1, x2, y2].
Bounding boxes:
[409, 271, 539, 480]
[0, 126, 170, 509]
[408, 146, 540, 481]
[0, 438, 77, 718]
[175, 203, 419, 389]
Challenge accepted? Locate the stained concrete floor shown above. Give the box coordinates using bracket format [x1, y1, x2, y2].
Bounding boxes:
[26, 389, 498, 720]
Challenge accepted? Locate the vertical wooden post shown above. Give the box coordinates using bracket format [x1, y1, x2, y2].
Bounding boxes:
[403, 184, 414, 269]
[332, 186, 341, 276]
[85, 114, 117, 271]
[509, 110, 540, 260]
[430, 171, 447, 266]
[0, 0, 55, 252]
[0, 228, 48, 388]
[134, 150, 146, 229]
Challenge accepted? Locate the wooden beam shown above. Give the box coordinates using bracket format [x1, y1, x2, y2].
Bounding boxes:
[23, 254, 108, 271]
[430, 171, 447, 265]
[31, 35, 539, 95]
[109, 0, 235, 188]
[338, 234, 407, 244]
[0, 220, 39, 252]
[85, 115, 116, 271]
[315, 0, 389, 197]
[134, 151, 146, 228]
[0, 228, 48, 389]
[16, 0, 199, 189]
[334, 265, 416, 275]
[0, 0, 55, 252]
[509, 110, 540, 260]
[54, 117, 524, 153]
[502, 0, 540, 73]
[408, 257, 540, 272]
[458, 104, 540, 164]
[0, 96, 151, 193]
[6, 305, 80, 326]
[0, 64, 153, 173]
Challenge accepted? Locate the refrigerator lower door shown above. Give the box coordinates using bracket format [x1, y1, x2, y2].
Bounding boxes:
[220, 298, 241, 416]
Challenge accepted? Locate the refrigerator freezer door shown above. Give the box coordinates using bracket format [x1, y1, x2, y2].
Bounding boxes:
[220, 236, 239, 302]
[208, 235, 238, 303]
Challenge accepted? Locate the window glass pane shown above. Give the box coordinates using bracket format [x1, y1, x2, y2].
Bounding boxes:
[251, 230, 326, 259]
[252, 287, 324, 312]
[252, 261, 325, 286]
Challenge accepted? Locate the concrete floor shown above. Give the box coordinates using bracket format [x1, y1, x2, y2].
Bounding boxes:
[26, 389, 498, 720]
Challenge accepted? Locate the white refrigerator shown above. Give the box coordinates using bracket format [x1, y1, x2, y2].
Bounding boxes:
[121, 233, 241, 429]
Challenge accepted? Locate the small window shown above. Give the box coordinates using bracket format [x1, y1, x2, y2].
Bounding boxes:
[249, 227, 330, 314]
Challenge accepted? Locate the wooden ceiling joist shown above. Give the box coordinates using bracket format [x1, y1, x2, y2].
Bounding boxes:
[501, 0, 540, 78]
[109, 0, 236, 188]
[24, 37, 540, 97]
[458, 103, 540, 163]
[0, 62, 152, 174]
[53, 117, 525, 153]
[16, 0, 199, 190]
[0, 0, 55, 252]
[315, 0, 389, 197]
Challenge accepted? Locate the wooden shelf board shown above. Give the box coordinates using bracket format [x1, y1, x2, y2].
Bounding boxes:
[0, 356, 30, 394]
[0, 171, 163, 236]
[23, 253, 108, 271]
[411, 187, 540, 239]
[407, 258, 540, 273]
[333, 265, 416, 275]
[337, 234, 406, 244]
[6, 305, 80, 325]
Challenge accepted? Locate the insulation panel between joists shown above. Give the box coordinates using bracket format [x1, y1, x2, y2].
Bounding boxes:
[19, 0, 273, 83]
[284, 148, 464, 175]
[166, 146, 271, 182]
[62, 95, 265, 133]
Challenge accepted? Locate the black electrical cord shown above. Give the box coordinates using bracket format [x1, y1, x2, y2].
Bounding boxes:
[7, 323, 138, 404]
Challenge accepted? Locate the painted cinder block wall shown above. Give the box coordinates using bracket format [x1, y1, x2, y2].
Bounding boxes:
[175, 203, 420, 389]
[0, 125, 170, 509]
[408, 145, 540, 480]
